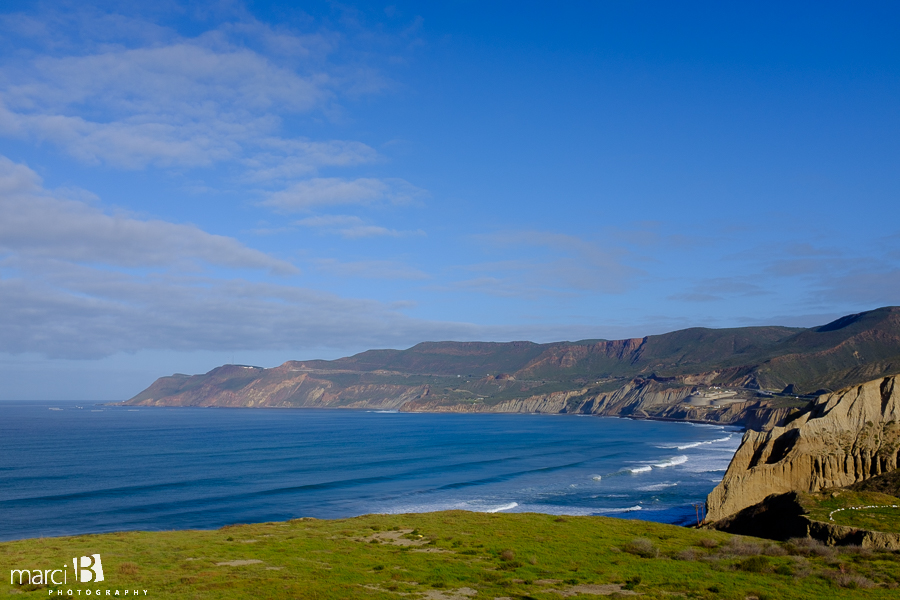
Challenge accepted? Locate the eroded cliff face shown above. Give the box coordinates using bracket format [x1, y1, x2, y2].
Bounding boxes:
[705, 376, 900, 523]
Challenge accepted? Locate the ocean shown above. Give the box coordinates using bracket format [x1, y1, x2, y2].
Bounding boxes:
[0, 400, 742, 541]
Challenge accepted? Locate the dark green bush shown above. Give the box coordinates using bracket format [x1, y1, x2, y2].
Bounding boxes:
[738, 555, 770, 573]
[624, 538, 659, 558]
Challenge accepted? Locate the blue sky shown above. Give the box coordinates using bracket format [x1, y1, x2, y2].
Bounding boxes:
[1, 1, 898, 400]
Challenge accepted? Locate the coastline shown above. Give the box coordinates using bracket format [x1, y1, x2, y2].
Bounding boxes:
[104, 400, 757, 431]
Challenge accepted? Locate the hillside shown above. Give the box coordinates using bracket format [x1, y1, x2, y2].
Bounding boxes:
[3, 511, 899, 599]
[123, 307, 900, 426]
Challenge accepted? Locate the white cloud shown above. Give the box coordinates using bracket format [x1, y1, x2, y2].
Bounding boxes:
[0, 155, 444, 361]
[312, 258, 429, 280]
[294, 214, 366, 227]
[0, 156, 296, 274]
[0, 267, 450, 359]
[0, 17, 383, 174]
[454, 230, 639, 296]
[294, 213, 425, 239]
[265, 177, 427, 211]
[244, 139, 379, 181]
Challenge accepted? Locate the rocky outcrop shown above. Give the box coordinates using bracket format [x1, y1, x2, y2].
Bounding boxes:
[705, 376, 900, 522]
[807, 520, 900, 550]
[708, 491, 900, 549]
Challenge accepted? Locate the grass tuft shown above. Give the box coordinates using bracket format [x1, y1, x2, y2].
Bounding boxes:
[623, 538, 658, 558]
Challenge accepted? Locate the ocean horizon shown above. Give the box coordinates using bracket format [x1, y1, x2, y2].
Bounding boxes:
[0, 400, 741, 542]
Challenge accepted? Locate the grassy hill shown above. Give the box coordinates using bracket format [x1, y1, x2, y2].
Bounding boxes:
[3, 511, 899, 599]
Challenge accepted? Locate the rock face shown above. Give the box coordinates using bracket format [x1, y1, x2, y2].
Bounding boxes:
[708, 491, 900, 549]
[705, 376, 900, 523]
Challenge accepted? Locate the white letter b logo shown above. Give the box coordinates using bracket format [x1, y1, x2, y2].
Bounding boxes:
[77, 555, 104, 583]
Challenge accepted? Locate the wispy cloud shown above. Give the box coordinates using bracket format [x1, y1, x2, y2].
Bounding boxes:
[0, 156, 295, 274]
[0, 267, 448, 359]
[666, 277, 769, 303]
[312, 258, 429, 280]
[294, 214, 425, 238]
[266, 177, 427, 211]
[0, 12, 386, 178]
[453, 230, 639, 296]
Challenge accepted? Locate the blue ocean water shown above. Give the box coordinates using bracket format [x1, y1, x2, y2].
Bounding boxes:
[0, 401, 742, 541]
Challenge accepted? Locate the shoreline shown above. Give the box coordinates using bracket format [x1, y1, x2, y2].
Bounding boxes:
[104, 400, 752, 431]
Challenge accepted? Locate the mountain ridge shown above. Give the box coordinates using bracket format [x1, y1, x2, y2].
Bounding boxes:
[123, 307, 900, 426]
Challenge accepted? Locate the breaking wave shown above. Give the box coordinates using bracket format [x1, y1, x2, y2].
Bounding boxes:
[596, 505, 642, 513]
[653, 455, 688, 468]
[658, 434, 734, 450]
[484, 502, 518, 513]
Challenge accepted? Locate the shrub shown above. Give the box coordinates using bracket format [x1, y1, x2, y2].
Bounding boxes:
[775, 564, 793, 576]
[676, 548, 701, 561]
[500, 549, 515, 561]
[822, 570, 876, 589]
[790, 556, 813, 578]
[722, 538, 762, 556]
[528, 555, 538, 565]
[623, 575, 642, 590]
[763, 544, 787, 556]
[624, 538, 658, 558]
[838, 544, 872, 558]
[698, 538, 719, 549]
[118, 562, 139, 575]
[786, 537, 835, 558]
[738, 555, 770, 573]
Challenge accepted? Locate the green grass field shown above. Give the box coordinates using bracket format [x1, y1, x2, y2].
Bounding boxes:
[3, 512, 900, 599]
[801, 490, 900, 533]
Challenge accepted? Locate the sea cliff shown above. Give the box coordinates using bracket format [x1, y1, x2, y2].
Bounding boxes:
[705, 375, 900, 523]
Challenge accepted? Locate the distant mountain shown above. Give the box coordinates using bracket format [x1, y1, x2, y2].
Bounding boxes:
[123, 307, 900, 428]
